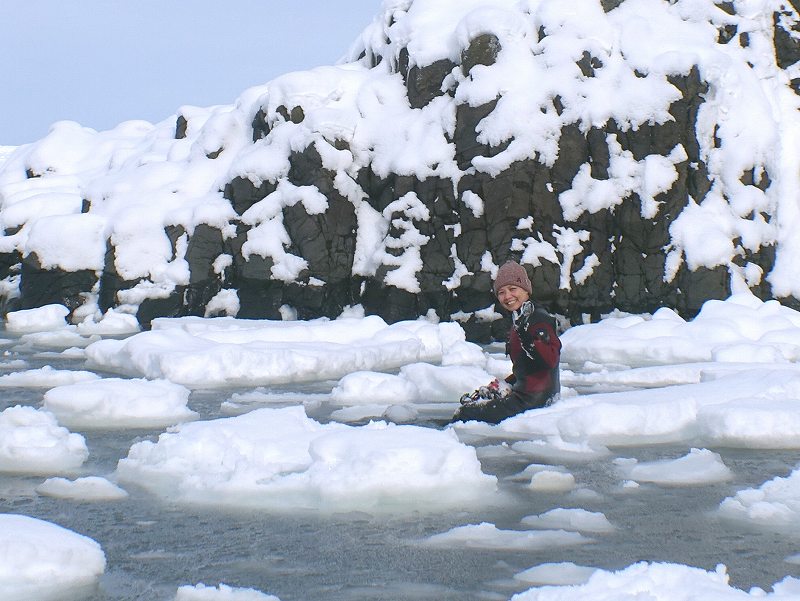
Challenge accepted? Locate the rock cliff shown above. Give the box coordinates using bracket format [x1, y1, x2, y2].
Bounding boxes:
[2, 0, 800, 340]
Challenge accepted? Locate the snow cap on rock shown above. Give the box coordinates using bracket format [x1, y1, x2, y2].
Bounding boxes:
[494, 261, 531, 296]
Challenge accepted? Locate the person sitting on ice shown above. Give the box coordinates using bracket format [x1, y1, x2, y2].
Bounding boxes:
[452, 260, 562, 424]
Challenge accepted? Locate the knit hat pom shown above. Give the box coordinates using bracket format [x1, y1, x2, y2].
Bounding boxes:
[493, 261, 532, 296]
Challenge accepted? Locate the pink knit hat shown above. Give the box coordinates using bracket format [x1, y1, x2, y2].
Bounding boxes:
[493, 261, 532, 296]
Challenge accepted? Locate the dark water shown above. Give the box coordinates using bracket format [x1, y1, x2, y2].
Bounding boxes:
[1, 337, 800, 600]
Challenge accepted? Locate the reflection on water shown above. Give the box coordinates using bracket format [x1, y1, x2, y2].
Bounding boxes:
[1, 342, 799, 600]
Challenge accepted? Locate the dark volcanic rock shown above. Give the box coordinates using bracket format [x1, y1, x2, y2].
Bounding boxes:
[252, 108, 270, 142]
[20, 253, 97, 315]
[454, 99, 502, 171]
[98, 243, 133, 314]
[137, 289, 187, 327]
[402, 52, 457, 109]
[183, 224, 226, 316]
[224, 176, 277, 216]
[175, 115, 188, 140]
[461, 33, 501, 75]
[774, 10, 800, 69]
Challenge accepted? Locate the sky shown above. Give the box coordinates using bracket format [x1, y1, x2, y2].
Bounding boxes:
[1, 0, 383, 146]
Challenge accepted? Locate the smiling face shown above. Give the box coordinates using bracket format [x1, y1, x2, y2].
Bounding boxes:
[496, 284, 530, 312]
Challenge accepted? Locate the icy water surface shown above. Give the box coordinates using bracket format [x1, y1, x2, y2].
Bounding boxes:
[2, 342, 800, 600]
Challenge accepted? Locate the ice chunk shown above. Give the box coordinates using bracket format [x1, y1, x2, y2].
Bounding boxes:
[0, 514, 105, 601]
[521, 508, 614, 534]
[0, 365, 100, 388]
[423, 522, 590, 551]
[174, 583, 280, 601]
[35, 476, 128, 501]
[615, 448, 732, 486]
[719, 466, 800, 530]
[514, 562, 598, 586]
[529, 470, 576, 492]
[5, 304, 69, 333]
[0, 406, 87, 475]
[509, 561, 796, 600]
[43, 377, 196, 429]
[86, 316, 469, 388]
[116, 406, 496, 512]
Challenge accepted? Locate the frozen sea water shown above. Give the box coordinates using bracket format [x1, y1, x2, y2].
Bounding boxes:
[2, 340, 800, 600]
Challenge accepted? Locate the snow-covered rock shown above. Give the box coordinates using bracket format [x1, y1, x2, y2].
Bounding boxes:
[2, 0, 799, 338]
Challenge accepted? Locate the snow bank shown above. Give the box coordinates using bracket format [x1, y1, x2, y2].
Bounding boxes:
[0, 406, 87, 475]
[510, 561, 800, 600]
[43, 377, 196, 429]
[85, 315, 469, 388]
[116, 405, 496, 512]
[0, 514, 106, 601]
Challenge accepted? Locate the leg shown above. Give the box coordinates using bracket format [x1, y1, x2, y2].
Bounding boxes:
[451, 391, 529, 424]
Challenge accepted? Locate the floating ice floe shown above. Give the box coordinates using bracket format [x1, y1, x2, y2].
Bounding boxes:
[512, 437, 612, 464]
[0, 514, 106, 601]
[422, 522, 591, 551]
[514, 562, 599, 586]
[0, 405, 87, 475]
[453, 294, 800, 449]
[116, 405, 496, 512]
[4, 305, 139, 351]
[4, 304, 70, 333]
[174, 583, 280, 601]
[560, 294, 800, 368]
[43, 377, 196, 429]
[35, 476, 128, 501]
[615, 448, 733, 486]
[521, 508, 614, 534]
[0, 359, 27, 371]
[719, 466, 800, 531]
[0, 365, 99, 388]
[330, 363, 493, 404]
[86, 315, 477, 389]
[17, 329, 99, 351]
[484, 368, 800, 451]
[510, 561, 800, 600]
[528, 470, 576, 492]
[75, 308, 141, 336]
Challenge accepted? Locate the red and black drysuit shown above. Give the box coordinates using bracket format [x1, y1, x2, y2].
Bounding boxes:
[453, 302, 561, 424]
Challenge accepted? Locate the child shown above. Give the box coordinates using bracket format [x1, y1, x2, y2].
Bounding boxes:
[452, 260, 561, 424]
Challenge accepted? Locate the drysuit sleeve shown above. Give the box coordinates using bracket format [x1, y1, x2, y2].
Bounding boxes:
[518, 320, 561, 369]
